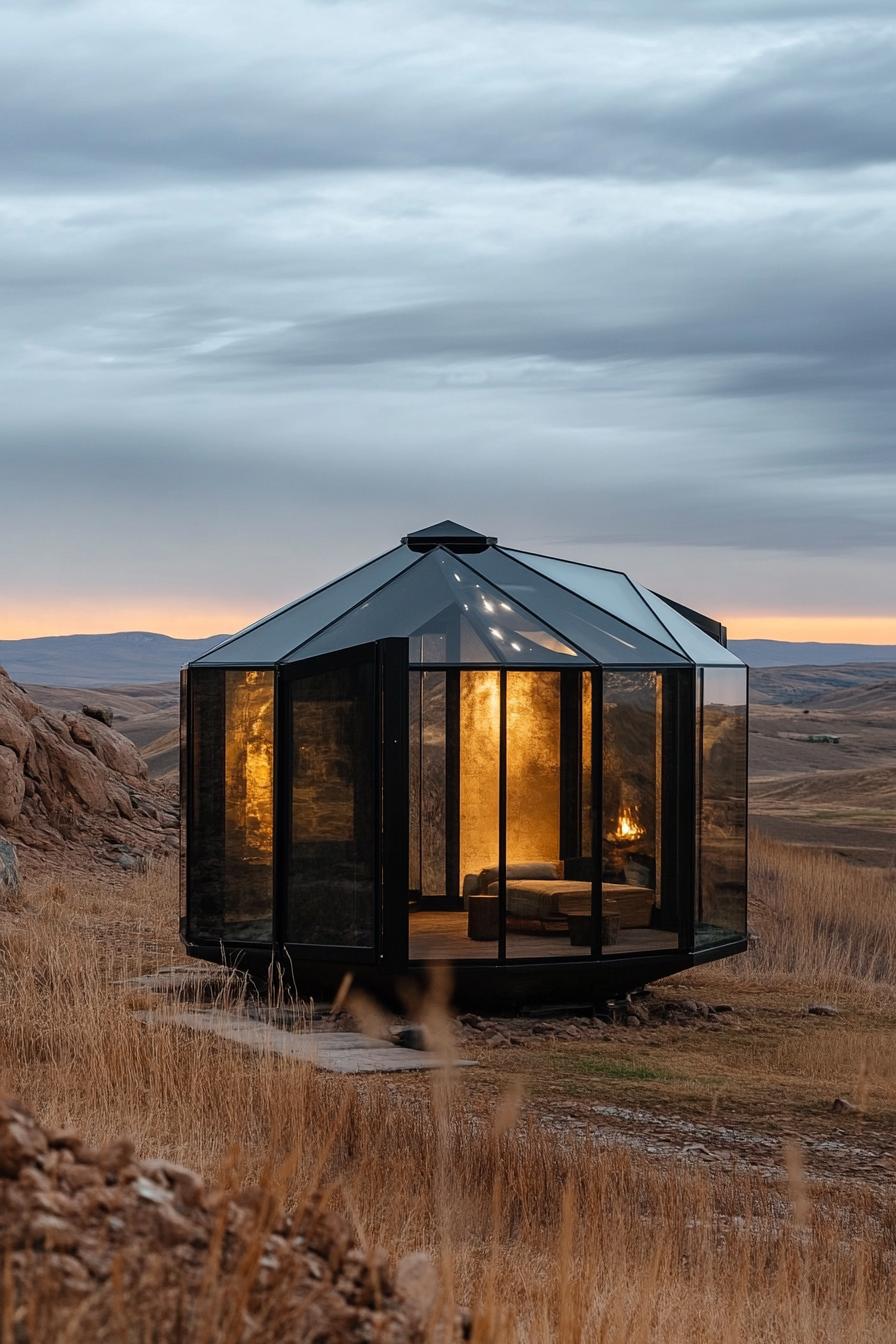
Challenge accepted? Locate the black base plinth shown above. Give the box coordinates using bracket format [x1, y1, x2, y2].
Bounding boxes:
[183, 937, 746, 1012]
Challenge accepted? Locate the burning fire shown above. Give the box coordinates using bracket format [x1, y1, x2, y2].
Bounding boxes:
[608, 806, 645, 843]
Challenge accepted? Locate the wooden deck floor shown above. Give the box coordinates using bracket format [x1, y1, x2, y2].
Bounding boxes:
[408, 910, 678, 960]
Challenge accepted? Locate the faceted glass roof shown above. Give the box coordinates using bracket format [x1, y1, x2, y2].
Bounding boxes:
[193, 521, 743, 668]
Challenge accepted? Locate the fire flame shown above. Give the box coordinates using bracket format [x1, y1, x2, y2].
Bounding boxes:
[609, 806, 645, 843]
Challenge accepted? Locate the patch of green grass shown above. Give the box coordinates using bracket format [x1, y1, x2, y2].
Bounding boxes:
[570, 1057, 677, 1083]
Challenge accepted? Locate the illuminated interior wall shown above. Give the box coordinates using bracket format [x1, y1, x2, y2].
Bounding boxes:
[224, 669, 274, 867]
[186, 667, 273, 939]
[459, 670, 501, 889]
[506, 671, 561, 864]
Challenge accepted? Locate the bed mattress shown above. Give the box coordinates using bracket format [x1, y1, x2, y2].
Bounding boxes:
[486, 878, 655, 928]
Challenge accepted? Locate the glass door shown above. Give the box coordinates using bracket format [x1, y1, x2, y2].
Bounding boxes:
[280, 643, 379, 959]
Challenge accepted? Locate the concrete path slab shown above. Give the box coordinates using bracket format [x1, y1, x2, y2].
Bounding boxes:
[133, 1008, 475, 1074]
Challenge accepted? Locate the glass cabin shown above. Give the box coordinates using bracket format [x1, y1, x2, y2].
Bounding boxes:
[181, 522, 748, 1006]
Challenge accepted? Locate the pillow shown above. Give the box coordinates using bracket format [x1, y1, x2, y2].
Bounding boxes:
[477, 861, 561, 889]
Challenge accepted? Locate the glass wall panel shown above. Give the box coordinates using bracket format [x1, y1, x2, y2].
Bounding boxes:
[188, 669, 274, 941]
[697, 668, 748, 949]
[505, 672, 583, 958]
[457, 670, 500, 957]
[179, 669, 188, 925]
[408, 669, 499, 959]
[408, 670, 422, 896]
[581, 671, 593, 860]
[602, 672, 676, 955]
[420, 672, 447, 899]
[286, 659, 375, 946]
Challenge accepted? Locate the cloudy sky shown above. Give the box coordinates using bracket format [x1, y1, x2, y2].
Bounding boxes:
[2, 0, 895, 641]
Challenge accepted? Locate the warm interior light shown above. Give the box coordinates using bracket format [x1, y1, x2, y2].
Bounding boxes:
[225, 669, 274, 860]
[459, 670, 501, 893]
[607, 805, 645, 843]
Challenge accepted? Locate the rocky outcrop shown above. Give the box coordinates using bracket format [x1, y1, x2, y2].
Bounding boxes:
[81, 703, 114, 727]
[0, 838, 18, 893]
[0, 666, 177, 876]
[0, 1096, 453, 1342]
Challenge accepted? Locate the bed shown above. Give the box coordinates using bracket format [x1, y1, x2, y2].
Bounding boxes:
[464, 862, 655, 930]
[493, 879, 654, 928]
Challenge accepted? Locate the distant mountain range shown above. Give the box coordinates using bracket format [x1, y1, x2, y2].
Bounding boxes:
[0, 632, 227, 687]
[1, 630, 896, 686]
[729, 639, 896, 668]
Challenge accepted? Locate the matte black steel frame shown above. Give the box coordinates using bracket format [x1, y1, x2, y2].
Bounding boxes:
[181, 650, 748, 1007]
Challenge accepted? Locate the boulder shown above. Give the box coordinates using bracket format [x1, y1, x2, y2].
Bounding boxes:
[67, 715, 146, 782]
[390, 1025, 431, 1052]
[28, 716, 111, 815]
[0, 839, 19, 895]
[81, 704, 114, 728]
[0, 702, 32, 760]
[0, 746, 25, 825]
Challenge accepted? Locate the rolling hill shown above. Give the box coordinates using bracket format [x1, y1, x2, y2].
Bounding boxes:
[2, 631, 896, 686]
[730, 639, 896, 667]
[0, 632, 227, 687]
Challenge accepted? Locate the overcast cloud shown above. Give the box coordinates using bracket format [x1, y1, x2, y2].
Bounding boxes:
[1, 0, 894, 634]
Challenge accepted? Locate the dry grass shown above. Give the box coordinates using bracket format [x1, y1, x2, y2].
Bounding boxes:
[2, 844, 896, 1341]
[697, 830, 896, 1002]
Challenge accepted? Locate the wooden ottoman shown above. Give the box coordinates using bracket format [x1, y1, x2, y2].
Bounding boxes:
[567, 913, 623, 947]
[467, 894, 499, 941]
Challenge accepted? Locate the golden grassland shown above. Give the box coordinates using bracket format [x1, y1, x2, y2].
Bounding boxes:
[1, 834, 896, 1341]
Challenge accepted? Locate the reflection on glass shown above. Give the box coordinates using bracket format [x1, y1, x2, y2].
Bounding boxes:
[697, 668, 747, 948]
[503, 551, 684, 653]
[463, 547, 687, 667]
[202, 546, 416, 665]
[291, 547, 584, 666]
[408, 670, 421, 895]
[287, 660, 375, 946]
[602, 672, 676, 955]
[421, 672, 447, 898]
[189, 669, 274, 941]
[581, 671, 593, 859]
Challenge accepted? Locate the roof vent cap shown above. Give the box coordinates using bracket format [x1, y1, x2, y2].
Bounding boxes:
[402, 520, 495, 553]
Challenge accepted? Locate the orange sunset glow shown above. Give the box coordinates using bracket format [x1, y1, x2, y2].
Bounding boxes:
[0, 599, 256, 642]
[725, 615, 896, 645]
[3, 599, 895, 647]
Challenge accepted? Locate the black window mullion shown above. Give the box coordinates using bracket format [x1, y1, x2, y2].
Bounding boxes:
[590, 668, 604, 960]
[274, 663, 294, 953]
[498, 668, 507, 963]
